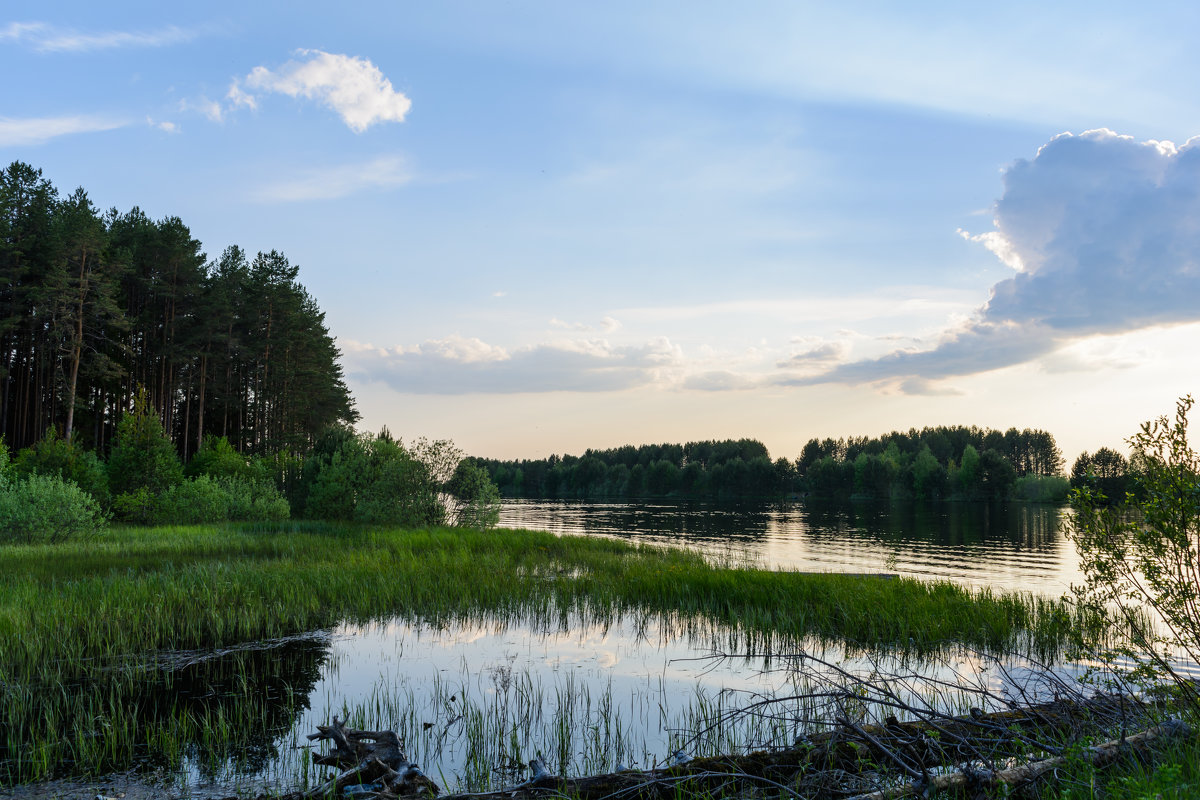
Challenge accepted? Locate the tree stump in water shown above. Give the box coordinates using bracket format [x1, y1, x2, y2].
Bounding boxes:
[298, 717, 440, 799]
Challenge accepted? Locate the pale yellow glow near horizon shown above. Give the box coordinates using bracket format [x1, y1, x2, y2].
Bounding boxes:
[350, 322, 1200, 467]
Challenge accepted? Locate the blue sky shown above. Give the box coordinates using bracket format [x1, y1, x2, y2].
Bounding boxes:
[5, 2, 1200, 462]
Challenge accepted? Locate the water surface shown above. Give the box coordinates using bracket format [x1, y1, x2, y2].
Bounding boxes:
[500, 499, 1080, 595]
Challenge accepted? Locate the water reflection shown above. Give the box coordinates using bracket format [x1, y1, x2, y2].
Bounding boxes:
[499, 499, 1082, 595]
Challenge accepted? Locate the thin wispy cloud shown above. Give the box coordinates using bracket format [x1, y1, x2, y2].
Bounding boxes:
[252, 156, 411, 202]
[344, 335, 682, 394]
[796, 129, 1200, 392]
[146, 116, 179, 134]
[549, 316, 622, 333]
[0, 114, 127, 146]
[178, 96, 224, 123]
[1, 21, 200, 52]
[230, 50, 411, 132]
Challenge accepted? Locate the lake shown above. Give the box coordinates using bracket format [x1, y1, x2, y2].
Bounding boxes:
[500, 498, 1080, 596]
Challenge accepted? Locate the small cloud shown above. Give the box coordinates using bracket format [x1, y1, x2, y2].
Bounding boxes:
[491, 290, 507, 298]
[225, 82, 257, 111]
[549, 316, 623, 333]
[0, 114, 127, 146]
[252, 156, 411, 202]
[3, 21, 200, 52]
[898, 378, 964, 396]
[344, 335, 682, 394]
[146, 116, 179, 134]
[682, 371, 758, 391]
[235, 49, 411, 132]
[777, 341, 845, 367]
[179, 96, 224, 122]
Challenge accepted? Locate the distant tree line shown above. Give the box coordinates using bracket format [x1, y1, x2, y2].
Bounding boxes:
[479, 426, 1071, 502]
[1, 161, 356, 460]
[797, 426, 1066, 501]
[477, 439, 793, 500]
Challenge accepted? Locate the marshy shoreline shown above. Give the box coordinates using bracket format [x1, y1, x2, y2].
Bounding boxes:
[1, 522, 1097, 796]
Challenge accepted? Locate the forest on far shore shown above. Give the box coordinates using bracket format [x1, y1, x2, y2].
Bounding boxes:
[475, 425, 1117, 503]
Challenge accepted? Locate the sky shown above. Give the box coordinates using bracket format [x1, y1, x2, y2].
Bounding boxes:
[4, 1, 1200, 464]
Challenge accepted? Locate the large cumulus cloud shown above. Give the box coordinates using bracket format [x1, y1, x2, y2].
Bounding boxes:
[796, 129, 1200, 389]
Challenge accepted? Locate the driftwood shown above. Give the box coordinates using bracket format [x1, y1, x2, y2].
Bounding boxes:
[284, 716, 440, 800]
[273, 695, 1192, 800]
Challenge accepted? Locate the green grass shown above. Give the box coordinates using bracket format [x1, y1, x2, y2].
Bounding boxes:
[0, 521, 1091, 785]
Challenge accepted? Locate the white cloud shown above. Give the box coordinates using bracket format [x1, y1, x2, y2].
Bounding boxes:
[548, 315, 623, 333]
[2, 21, 198, 52]
[234, 50, 411, 132]
[344, 335, 683, 394]
[225, 83, 256, 112]
[146, 116, 179, 134]
[777, 341, 845, 368]
[179, 96, 224, 122]
[802, 129, 1200, 388]
[252, 156, 411, 202]
[0, 115, 126, 146]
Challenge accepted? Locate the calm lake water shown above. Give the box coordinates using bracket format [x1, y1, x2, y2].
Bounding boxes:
[500, 498, 1081, 596]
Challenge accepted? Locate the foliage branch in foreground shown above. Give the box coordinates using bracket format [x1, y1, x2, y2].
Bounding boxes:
[1069, 396, 1200, 712]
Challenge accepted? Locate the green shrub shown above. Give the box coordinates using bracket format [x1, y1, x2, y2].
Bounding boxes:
[0, 472, 107, 543]
[186, 435, 269, 482]
[298, 430, 498, 527]
[303, 440, 366, 521]
[354, 438, 444, 527]
[107, 388, 183, 497]
[445, 459, 501, 528]
[111, 488, 157, 524]
[217, 476, 290, 522]
[12, 430, 109, 505]
[154, 475, 230, 524]
[1011, 474, 1070, 503]
[152, 475, 292, 524]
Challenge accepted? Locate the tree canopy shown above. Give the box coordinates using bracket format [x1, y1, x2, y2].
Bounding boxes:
[0, 162, 357, 458]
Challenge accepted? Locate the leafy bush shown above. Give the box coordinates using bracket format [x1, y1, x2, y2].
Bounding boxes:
[107, 388, 183, 498]
[1011, 474, 1070, 503]
[355, 438, 445, 526]
[152, 475, 291, 524]
[0, 472, 107, 544]
[302, 437, 366, 521]
[111, 488, 157, 524]
[186, 435, 268, 482]
[217, 476, 290, 522]
[445, 459, 501, 528]
[12, 430, 109, 505]
[153, 475, 231, 524]
[298, 429, 499, 528]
